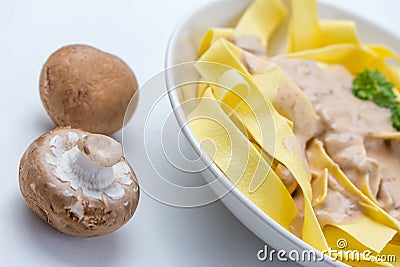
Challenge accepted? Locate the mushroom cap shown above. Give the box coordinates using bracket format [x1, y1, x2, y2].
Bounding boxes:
[78, 134, 123, 167]
[18, 127, 139, 237]
[39, 45, 138, 134]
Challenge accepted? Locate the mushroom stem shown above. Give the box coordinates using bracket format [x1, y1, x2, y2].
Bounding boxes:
[65, 147, 115, 191]
[54, 134, 123, 191]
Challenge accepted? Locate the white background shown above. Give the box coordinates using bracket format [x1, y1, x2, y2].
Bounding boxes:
[0, 0, 399, 266]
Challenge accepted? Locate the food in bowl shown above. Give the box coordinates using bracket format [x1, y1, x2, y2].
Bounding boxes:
[187, 0, 400, 265]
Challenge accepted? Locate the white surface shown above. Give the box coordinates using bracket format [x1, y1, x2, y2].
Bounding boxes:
[0, 0, 399, 266]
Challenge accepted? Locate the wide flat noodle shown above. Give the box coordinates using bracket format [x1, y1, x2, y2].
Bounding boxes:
[199, 27, 235, 56]
[324, 226, 394, 267]
[288, 18, 359, 52]
[223, 44, 319, 141]
[307, 141, 397, 253]
[368, 45, 400, 62]
[214, 68, 250, 112]
[188, 88, 298, 229]
[286, 43, 380, 74]
[197, 39, 292, 133]
[390, 234, 400, 246]
[368, 45, 400, 90]
[197, 38, 328, 250]
[196, 77, 209, 98]
[311, 168, 328, 206]
[212, 47, 317, 139]
[357, 173, 381, 205]
[334, 217, 396, 253]
[287, 0, 320, 52]
[307, 139, 400, 233]
[285, 0, 400, 89]
[287, 0, 360, 50]
[198, 39, 308, 193]
[235, 0, 287, 49]
[247, 58, 319, 145]
[378, 62, 400, 92]
[319, 20, 359, 46]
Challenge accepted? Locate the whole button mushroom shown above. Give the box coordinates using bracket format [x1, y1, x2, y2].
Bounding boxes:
[39, 45, 138, 135]
[18, 127, 139, 237]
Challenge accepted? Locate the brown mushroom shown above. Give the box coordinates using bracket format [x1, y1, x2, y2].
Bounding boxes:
[18, 127, 139, 237]
[39, 44, 138, 134]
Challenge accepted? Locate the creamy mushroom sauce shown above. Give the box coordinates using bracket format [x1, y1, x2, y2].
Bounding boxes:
[230, 35, 267, 59]
[241, 52, 400, 227]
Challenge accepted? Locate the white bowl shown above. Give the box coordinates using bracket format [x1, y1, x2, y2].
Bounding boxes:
[165, 1, 400, 266]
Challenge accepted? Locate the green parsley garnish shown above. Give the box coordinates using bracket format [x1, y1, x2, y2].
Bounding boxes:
[390, 104, 400, 131]
[352, 69, 400, 131]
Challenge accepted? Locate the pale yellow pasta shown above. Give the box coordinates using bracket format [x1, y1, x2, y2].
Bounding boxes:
[319, 20, 360, 46]
[196, 38, 329, 250]
[225, 44, 320, 144]
[311, 168, 328, 206]
[324, 226, 395, 267]
[286, 44, 380, 74]
[235, 0, 287, 48]
[367, 132, 400, 140]
[199, 27, 234, 56]
[287, 0, 320, 52]
[188, 88, 298, 229]
[307, 140, 400, 232]
[368, 45, 400, 62]
[307, 140, 398, 255]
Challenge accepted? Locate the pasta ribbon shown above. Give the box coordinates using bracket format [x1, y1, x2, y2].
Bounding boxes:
[334, 217, 396, 253]
[288, 18, 359, 52]
[197, 38, 328, 250]
[199, 27, 234, 56]
[286, 44, 380, 74]
[306, 140, 397, 253]
[368, 45, 400, 62]
[285, 0, 400, 89]
[235, 0, 287, 49]
[214, 68, 250, 112]
[311, 168, 328, 206]
[287, 0, 359, 50]
[324, 226, 395, 267]
[324, 224, 395, 254]
[378, 62, 400, 92]
[220, 42, 320, 143]
[287, 0, 320, 52]
[196, 78, 209, 98]
[369, 45, 400, 90]
[188, 88, 298, 229]
[249, 61, 319, 144]
[390, 234, 400, 246]
[307, 139, 400, 233]
[287, 44, 400, 89]
[319, 20, 360, 47]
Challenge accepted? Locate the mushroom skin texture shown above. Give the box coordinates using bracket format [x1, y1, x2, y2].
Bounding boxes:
[39, 45, 138, 135]
[18, 127, 139, 237]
